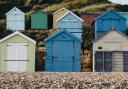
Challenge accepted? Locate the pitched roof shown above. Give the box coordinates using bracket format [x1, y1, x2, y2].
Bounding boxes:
[44, 30, 82, 43]
[0, 31, 36, 44]
[92, 28, 128, 43]
[53, 8, 68, 15]
[57, 11, 83, 22]
[95, 9, 126, 20]
[5, 7, 25, 15]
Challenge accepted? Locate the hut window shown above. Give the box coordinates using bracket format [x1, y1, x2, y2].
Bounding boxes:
[95, 52, 104, 72]
[98, 46, 102, 49]
[95, 51, 112, 72]
[104, 52, 112, 72]
[123, 52, 128, 72]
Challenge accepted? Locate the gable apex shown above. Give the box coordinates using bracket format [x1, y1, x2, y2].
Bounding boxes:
[57, 11, 83, 22]
[53, 8, 68, 15]
[0, 31, 36, 44]
[93, 29, 128, 43]
[5, 7, 25, 15]
[44, 30, 82, 43]
[96, 9, 126, 20]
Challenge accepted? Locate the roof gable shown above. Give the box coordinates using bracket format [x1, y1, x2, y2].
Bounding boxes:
[5, 7, 25, 15]
[57, 11, 83, 22]
[93, 29, 128, 43]
[0, 31, 36, 44]
[96, 10, 126, 20]
[53, 8, 68, 15]
[44, 30, 82, 43]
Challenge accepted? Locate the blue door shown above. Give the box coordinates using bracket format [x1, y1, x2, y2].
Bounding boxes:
[53, 41, 63, 71]
[53, 41, 73, 72]
[62, 41, 73, 72]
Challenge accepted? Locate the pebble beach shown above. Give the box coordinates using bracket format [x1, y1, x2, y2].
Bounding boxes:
[0, 72, 128, 89]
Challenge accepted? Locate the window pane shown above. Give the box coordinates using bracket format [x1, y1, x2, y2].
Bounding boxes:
[95, 52, 103, 72]
[104, 52, 112, 72]
[123, 52, 128, 72]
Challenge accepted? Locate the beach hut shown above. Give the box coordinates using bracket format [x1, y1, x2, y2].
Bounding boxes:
[45, 30, 82, 72]
[95, 9, 126, 38]
[92, 28, 128, 72]
[5, 7, 25, 30]
[57, 11, 83, 38]
[0, 31, 36, 72]
[53, 8, 69, 29]
[31, 11, 48, 29]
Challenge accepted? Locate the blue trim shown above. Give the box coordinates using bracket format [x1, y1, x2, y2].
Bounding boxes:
[44, 30, 82, 43]
[57, 11, 83, 22]
[95, 10, 126, 20]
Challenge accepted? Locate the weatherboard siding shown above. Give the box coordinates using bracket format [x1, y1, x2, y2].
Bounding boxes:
[119, 12, 128, 29]
[45, 30, 82, 72]
[6, 7, 25, 30]
[57, 12, 83, 38]
[93, 30, 128, 72]
[53, 9, 68, 29]
[95, 10, 126, 38]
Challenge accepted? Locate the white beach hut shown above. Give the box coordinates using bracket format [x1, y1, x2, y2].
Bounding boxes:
[5, 7, 25, 30]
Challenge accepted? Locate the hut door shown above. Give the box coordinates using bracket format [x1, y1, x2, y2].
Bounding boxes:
[53, 41, 73, 72]
[7, 43, 27, 72]
[62, 41, 73, 72]
[53, 41, 63, 71]
[113, 51, 123, 72]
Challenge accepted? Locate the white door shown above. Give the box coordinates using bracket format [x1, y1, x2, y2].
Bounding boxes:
[7, 43, 27, 72]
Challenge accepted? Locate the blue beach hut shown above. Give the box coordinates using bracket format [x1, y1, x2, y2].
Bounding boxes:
[44, 30, 82, 72]
[95, 9, 126, 38]
[57, 11, 83, 38]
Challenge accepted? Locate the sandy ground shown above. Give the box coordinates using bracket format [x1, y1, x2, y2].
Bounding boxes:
[0, 72, 128, 89]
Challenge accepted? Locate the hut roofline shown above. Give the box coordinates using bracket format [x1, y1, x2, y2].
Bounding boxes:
[95, 9, 126, 20]
[53, 8, 68, 15]
[56, 11, 83, 22]
[5, 7, 25, 15]
[44, 30, 82, 43]
[0, 31, 36, 44]
[92, 29, 128, 43]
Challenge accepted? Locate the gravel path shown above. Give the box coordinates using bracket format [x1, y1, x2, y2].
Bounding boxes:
[0, 72, 128, 89]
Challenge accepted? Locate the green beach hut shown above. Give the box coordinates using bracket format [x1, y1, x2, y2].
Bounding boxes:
[31, 11, 48, 29]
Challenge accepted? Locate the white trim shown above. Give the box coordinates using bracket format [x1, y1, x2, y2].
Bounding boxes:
[56, 11, 83, 22]
[0, 31, 36, 44]
[53, 8, 68, 15]
[5, 7, 25, 15]
[93, 49, 95, 72]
